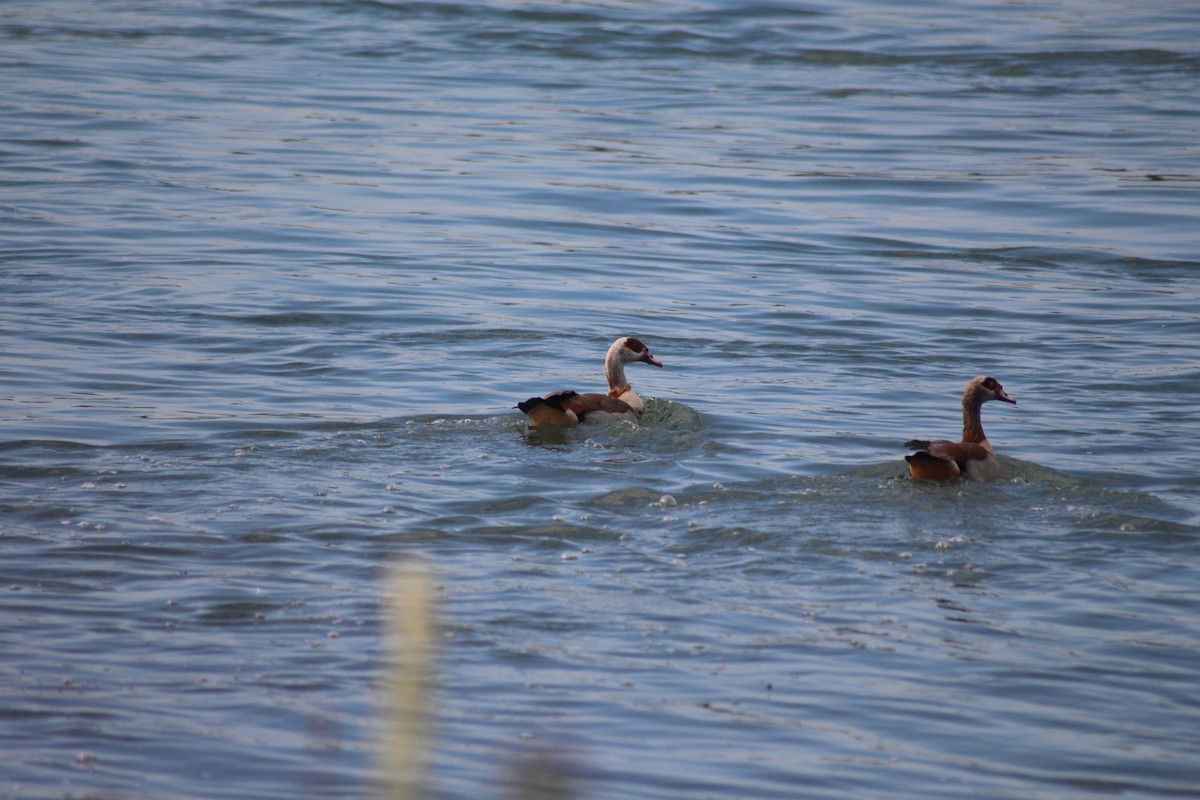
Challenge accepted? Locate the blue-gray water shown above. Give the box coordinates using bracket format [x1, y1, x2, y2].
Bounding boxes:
[3, 2, 1199, 798]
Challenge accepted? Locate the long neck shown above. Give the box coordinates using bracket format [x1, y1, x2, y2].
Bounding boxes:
[961, 390, 987, 444]
[605, 350, 629, 395]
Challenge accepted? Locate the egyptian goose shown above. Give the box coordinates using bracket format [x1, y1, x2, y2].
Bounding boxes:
[904, 376, 1016, 482]
[517, 336, 663, 427]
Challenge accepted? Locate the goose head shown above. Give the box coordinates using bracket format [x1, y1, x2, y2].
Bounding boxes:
[966, 376, 1016, 406]
[608, 336, 663, 369]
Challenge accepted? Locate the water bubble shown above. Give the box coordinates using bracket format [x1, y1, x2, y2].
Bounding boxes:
[935, 535, 971, 551]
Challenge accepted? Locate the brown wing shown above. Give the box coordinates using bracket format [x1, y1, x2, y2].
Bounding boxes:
[905, 451, 960, 481]
[558, 392, 638, 421]
[904, 439, 991, 481]
[922, 440, 991, 464]
[517, 391, 580, 426]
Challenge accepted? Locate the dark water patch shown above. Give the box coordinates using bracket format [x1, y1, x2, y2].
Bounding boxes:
[197, 600, 283, 624]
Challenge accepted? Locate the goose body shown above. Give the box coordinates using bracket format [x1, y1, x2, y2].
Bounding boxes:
[904, 376, 1015, 482]
[517, 337, 662, 427]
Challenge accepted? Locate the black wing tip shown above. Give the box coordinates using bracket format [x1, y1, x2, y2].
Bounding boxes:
[904, 439, 931, 451]
[518, 391, 579, 415]
[516, 397, 543, 414]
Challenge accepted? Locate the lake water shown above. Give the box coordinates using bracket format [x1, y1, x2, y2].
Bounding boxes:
[2, 1, 1199, 798]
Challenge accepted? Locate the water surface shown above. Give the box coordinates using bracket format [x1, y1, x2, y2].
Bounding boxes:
[2, 1, 1199, 799]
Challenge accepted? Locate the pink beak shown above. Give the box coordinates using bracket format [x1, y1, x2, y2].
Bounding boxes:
[642, 352, 663, 367]
[996, 388, 1016, 404]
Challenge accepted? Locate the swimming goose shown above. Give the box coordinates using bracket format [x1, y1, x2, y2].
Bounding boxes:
[904, 376, 1016, 482]
[517, 336, 663, 426]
